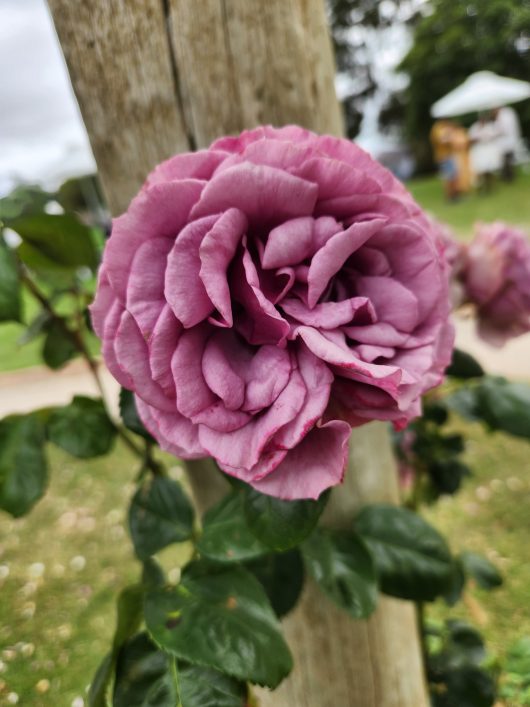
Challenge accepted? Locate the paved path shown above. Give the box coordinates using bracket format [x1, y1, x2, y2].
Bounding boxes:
[0, 320, 529, 419]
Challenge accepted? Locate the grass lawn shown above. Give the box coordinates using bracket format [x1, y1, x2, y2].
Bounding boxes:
[407, 167, 530, 239]
[0, 420, 529, 705]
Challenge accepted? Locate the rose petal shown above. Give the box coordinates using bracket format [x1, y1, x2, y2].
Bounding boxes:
[190, 162, 318, 226]
[355, 276, 420, 332]
[307, 219, 386, 307]
[105, 179, 205, 300]
[250, 420, 351, 500]
[198, 369, 306, 473]
[145, 150, 227, 188]
[282, 296, 376, 329]
[127, 237, 172, 338]
[231, 244, 290, 346]
[165, 215, 217, 327]
[148, 304, 181, 397]
[115, 312, 175, 411]
[202, 332, 246, 411]
[171, 325, 217, 418]
[199, 208, 248, 326]
[138, 399, 206, 458]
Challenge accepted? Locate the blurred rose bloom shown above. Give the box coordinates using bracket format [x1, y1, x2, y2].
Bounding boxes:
[91, 126, 453, 499]
[461, 222, 530, 346]
[429, 218, 467, 308]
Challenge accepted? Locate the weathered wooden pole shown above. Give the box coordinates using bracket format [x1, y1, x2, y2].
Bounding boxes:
[48, 1, 428, 704]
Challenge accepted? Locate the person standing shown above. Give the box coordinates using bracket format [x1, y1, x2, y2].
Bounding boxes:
[469, 115, 501, 192]
[493, 106, 522, 181]
[430, 119, 459, 201]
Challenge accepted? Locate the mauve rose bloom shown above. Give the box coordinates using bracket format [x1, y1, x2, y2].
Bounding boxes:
[461, 222, 530, 346]
[429, 218, 467, 308]
[91, 126, 453, 500]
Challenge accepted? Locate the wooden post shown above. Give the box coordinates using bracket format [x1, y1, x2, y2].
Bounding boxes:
[48, 2, 428, 704]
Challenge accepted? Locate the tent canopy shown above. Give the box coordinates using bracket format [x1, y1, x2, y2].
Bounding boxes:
[431, 71, 530, 118]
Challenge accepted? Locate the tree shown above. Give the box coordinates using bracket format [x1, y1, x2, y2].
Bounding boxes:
[327, 0, 422, 137]
[400, 0, 530, 169]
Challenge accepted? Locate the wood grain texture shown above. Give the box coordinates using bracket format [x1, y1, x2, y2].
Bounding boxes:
[47, 0, 190, 213]
[48, 2, 427, 703]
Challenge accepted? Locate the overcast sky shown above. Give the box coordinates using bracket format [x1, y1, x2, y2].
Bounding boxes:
[0, 0, 95, 195]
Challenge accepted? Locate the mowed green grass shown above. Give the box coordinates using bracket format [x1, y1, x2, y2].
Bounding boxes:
[407, 167, 530, 239]
[425, 421, 530, 659]
[0, 421, 529, 705]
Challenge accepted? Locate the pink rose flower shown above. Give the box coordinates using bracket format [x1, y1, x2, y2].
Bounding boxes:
[91, 126, 453, 500]
[429, 218, 467, 308]
[461, 222, 530, 346]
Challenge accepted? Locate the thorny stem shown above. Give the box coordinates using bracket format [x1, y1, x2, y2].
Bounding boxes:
[18, 264, 152, 465]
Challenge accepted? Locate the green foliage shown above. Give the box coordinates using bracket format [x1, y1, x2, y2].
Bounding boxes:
[427, 620, 496, 707]
[243, 488, 329, 551]
[302, 527, 378, 618]
[447, 349, 485, 380]
[42, 319, 78, 369]
[179, 664, 248, 707]
[355, 504, 453, 601]
[89, 585, 144, 707]
[448, 376, 530, 440]
[0, 413, 48, 517]
[400, 0, 530, 169]
[10, 213, 99, 273]
[499, 637, 530, 705]
[119, 388, 154, 441]
[245, 550, 305, 618]
[198, 492, 269, 563]
[0, 236, 21, 322]
[460, 552, 503, 590]
[47, 396, 116, 458]
[0, 184, 55, 220]
[144, 561, 293, 688]
[112, 632, 178, 707]
[129, 475, 195, 561]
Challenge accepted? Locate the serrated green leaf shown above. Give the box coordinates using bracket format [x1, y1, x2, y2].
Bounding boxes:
[0, 236, 21, 322]
[0, 414, 48, 517]
[144, 561, 292, 688]
[11, 213, 98, 271]
[17, 310, 52, 346]
[198, 492, 269, 563]
[355, 504, 453, 601]
[476, 377, 530, 440]
[88, 585, 146, 707]
[447, 349, 485, 379]
[0, 184, 54, 220]
[142, 559, 166, 590]
[448, 377, 530, 441]
[42, 319, 78, 369]
[432, 665, 495, 707]
[428, 458, 471, 495]
[243, 488, 329, 551]
[47, 396, 116, 458]
[113, 633, 178, 707]
[114, 585, 144, 648]
[460, 552, 503, 590]
[245, 549, 305, 618]
[119, 388, 154, 441]
[302, 528, 377, 618]
[129, 476, 194, 560]
[444, 558, 466, 607]
[179, 664, 247, 707]
[88, 652, 113, 707]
